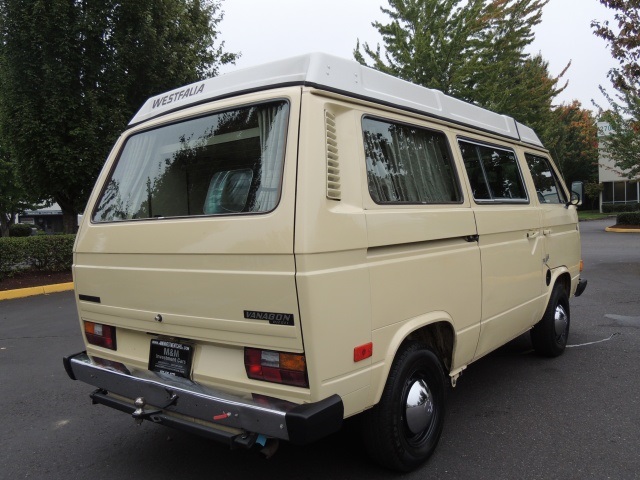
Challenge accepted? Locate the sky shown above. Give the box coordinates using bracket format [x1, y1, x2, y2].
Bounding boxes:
[218, 0, 619, 111]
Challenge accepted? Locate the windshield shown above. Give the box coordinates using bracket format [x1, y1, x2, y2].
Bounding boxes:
[92, 100, 289, 222]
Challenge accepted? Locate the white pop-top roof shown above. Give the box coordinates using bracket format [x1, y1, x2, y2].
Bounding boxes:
[130, 52, 543, 147]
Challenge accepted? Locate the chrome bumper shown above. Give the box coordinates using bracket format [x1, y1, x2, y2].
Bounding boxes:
[63, 352, 343, 447]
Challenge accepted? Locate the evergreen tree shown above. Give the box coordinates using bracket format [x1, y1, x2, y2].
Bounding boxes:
[353, 0, 564, 128]
[354, 0, 489, 95]
[497, 55, 568, 141]
[0, 0, 238, 232]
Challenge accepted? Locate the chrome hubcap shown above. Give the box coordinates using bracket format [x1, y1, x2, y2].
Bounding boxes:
[405, 378, 434, 434]
[554, 304, 568, 339]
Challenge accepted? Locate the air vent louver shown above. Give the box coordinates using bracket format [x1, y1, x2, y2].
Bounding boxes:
[325, 111, 341, 200]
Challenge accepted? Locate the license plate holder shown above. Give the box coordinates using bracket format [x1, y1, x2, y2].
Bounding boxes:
[148, 339, 194, 379]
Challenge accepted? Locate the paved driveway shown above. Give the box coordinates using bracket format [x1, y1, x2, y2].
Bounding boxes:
[1, 219, 638, 479]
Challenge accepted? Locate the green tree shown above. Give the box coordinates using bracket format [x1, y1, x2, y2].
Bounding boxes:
[584, 181, 604, 210]
[354, 0, 559, 121]
[0, 0, 238, 233]
[546, 101, 599, 186]
[592, 0, 640, 179]
[501, 55, 568, 142]
[0, 148, 42, 237]
[596, 91, 640, 179]
[354, 0, 490, 94]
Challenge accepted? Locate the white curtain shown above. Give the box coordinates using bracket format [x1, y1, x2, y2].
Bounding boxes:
[117, 132, 162, 217]
[254, 104, 288, 211]
[94, 131, 161, 221]
[364, 120, 458, 204]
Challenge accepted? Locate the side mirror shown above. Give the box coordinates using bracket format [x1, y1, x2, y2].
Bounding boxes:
[569, 181, 583, 207]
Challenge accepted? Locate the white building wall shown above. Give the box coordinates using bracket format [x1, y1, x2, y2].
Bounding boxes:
[597, 122, 639, 212]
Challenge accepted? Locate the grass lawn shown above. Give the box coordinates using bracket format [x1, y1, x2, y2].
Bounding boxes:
[578, 210, 616, 221]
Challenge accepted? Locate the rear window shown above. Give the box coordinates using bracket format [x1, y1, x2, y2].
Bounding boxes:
[92, 101, 289, 222]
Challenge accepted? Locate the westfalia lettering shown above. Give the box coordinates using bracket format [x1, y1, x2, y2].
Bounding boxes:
[152, 84, 205, 109]
[244, 310, 294, 326]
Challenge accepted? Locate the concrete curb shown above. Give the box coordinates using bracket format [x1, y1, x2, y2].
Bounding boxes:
[0, 282, 74, 302]
[605, 227, 640, 233]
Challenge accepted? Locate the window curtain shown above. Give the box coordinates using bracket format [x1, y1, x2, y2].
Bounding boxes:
[94, 131, 160, 220]
[254, 104, 288, 211]
[364, 121, 457, 203]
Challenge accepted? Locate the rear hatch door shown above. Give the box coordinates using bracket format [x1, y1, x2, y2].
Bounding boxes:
[74, 93, 303, 352]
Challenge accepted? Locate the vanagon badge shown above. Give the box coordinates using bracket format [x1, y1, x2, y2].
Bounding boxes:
[244, 310, 294, 326]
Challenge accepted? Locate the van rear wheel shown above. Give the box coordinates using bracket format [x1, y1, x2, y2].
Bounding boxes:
[531, 284, 570, 357]
[361, 342, 445, 472]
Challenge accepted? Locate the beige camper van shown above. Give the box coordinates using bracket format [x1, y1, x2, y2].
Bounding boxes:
[64, 53, 587, 472]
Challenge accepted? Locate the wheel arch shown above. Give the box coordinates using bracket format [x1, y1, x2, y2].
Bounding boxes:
[371, 313, 455, 405]
[548, 267, 572, 301]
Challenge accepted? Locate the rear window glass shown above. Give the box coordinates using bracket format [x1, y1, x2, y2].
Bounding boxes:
[92, 101, 289, 222]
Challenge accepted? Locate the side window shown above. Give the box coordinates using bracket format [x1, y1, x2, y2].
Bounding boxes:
[525, 153, 567, 204]
[458, 140, 528, 202]
[362, 117, 461, 204]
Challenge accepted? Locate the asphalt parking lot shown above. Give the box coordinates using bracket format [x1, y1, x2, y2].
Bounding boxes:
[0, 218, 638, 480]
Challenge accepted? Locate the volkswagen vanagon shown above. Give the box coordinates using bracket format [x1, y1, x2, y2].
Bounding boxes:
[64, 53, 587, 471]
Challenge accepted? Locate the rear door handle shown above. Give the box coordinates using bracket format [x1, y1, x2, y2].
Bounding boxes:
[543, 229, 552, 236]
[527, 230, 539, 239]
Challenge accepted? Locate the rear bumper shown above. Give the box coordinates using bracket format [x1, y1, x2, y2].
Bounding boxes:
[63, 352, 343, 447]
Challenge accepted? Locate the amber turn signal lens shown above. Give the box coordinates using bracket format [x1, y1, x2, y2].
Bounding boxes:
[244, 348, 309, 387]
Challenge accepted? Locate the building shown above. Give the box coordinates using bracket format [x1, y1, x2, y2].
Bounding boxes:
[598, 122, 639, 211]
[17, 204, 64, 234]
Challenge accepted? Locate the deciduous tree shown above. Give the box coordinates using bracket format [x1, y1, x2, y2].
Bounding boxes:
[592, 0, 640, 179]
[0, 150, 42, 237]
[546, 101, 599, 187]
[0, 0, 238, 232]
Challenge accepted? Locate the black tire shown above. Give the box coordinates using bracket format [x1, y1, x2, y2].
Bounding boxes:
[361, 342, 446, 472]
[530, 284, 570, 357]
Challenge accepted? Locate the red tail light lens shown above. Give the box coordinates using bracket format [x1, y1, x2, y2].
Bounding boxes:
[244, 348, 309, 387]
[84, 321, 117, 350]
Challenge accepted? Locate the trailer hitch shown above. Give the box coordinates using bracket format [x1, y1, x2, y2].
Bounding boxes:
[131, 393, 178, 425]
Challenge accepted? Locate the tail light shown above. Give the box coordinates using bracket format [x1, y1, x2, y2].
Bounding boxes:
[84, 321, 117, 350]
[244, 348, 308, 387]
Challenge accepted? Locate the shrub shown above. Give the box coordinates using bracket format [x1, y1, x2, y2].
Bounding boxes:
[0, 234, 75, 281]
[602, 203, 640, 213]
[617, 212, 640, 225]
[26, 235, 75, 270]
[0, 238, 27, 278]
[9, 223, 33, 237]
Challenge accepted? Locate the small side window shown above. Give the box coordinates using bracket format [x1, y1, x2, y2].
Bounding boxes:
[458, 140, 528, 202]
[525, 153, 567, 204]
[362, 117, 461, 204]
